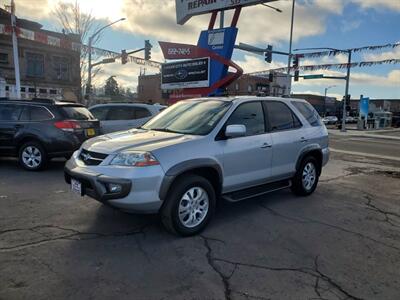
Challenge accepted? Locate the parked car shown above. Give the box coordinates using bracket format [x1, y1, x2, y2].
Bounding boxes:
[0, 98, 99, 170]
[345, 116, 357, 123]
[89, 103, 165, 134]
[322, 115, 338, 125]
[65, 97, 329, 236]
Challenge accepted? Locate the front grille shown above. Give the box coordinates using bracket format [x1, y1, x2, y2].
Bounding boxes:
[79, 148, 108, 166]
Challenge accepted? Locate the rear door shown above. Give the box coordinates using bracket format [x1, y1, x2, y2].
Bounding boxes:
[218, 101, 273, 192]
[0, 103, 24, 154]
[264, 101, 304, 178]
[89, 106, 110, 134]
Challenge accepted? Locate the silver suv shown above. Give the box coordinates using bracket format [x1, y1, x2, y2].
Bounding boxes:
[65, 97, 329, 236]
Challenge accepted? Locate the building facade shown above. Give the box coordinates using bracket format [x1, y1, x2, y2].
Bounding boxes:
[137, 72, 289, 105]
[0, 8, 81, 101]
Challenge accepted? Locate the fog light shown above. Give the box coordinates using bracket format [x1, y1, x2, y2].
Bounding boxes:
[107, 183, 122, 193]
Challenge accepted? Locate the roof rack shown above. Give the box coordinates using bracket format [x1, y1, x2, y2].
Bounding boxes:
[31, 98, 56, 104]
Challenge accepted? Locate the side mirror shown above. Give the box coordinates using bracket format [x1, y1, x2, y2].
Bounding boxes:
[225, 124, 246, 138]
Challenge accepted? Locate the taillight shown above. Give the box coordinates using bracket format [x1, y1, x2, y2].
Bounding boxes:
[54, 120, 81, 132]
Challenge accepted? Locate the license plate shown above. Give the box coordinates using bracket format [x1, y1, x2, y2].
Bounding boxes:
[71, 178, 82, 196]
[86, 128, 95, 137]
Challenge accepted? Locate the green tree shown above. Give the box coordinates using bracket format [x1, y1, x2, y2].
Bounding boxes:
[104, 76, 120, 96]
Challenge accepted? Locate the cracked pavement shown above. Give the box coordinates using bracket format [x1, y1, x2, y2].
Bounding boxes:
[1, 152, 400, 300]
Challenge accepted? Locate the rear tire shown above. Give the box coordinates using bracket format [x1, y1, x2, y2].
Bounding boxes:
[161, 175, 216, 236]
[291, 156, 319, 196]
[19, 141, 47, 171]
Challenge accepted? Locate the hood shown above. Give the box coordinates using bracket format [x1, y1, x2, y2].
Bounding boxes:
[82, 129, 199, 154]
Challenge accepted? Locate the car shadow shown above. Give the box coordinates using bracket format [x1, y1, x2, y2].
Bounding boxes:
[0, 157, 67, 171]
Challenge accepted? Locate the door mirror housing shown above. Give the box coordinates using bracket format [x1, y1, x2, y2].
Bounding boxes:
[225, 124, 246, 138]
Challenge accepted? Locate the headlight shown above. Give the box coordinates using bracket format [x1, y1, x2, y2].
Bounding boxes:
[109, 151, 160, 167]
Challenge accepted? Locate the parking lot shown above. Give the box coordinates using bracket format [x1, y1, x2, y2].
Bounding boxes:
[1, 147, 400, 299]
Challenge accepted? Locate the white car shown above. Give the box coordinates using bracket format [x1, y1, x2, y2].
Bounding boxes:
[89, 103, 166, 134]
[322, 116, 338, 125]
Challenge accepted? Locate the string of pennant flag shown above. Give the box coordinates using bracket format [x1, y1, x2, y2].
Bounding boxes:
[250, 58, 400, 76]
[296, 42, 400, 58]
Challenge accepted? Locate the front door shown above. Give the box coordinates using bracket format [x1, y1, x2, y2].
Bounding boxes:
[217, 101, 273, 193]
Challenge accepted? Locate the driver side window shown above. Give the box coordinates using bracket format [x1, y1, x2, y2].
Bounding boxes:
[226, 102, 265, 136]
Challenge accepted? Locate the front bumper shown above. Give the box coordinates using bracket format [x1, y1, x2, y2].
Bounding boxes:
[64, 154, 164, 213]
[322, 147, 330, 167]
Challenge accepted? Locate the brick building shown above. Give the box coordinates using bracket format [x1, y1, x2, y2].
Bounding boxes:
[137, 72, 289, 105]
[0, 8, 81, 101]
[291, 93, 337, 116]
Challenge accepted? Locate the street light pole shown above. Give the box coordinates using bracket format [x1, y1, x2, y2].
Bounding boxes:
[86, 18, 126, 103]
[341, 50, 352, 132]
[10, 0, 21, 99]
[286, 0, 295, 96]
[293, 47, 352, 132]
[324, 85, 336, 116]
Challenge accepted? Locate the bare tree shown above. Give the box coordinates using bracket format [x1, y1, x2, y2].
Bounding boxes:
[53, 1, 102, 101]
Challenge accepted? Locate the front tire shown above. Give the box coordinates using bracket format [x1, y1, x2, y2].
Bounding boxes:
[161, 175, 216, 236]
[19, 142, 47, 171]
[291, 156, 319, 196]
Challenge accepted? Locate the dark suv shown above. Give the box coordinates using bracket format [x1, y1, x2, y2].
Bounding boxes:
[0, 98, 99, 170]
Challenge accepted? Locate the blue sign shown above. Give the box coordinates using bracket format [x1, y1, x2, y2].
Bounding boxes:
[197, 27, 238, 95]
[359, 96, 369, 117]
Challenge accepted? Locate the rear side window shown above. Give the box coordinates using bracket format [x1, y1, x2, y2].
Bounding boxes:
[266, 101, 302, 131]
[90, 106, 110, 121]
[106, 107, 136, 120]
[226, 102, 265, 136]
[61, 106, 95, 120]
[0, 104, 23, 121]
[135, 107, 151, 119]
[292, 101, 321, 127]
[20, 105, 53, 121]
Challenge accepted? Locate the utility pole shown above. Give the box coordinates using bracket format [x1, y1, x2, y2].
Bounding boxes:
[341, 50, 352, 132]
[286, 0, 295, 96]
[10, 0, 21, 99]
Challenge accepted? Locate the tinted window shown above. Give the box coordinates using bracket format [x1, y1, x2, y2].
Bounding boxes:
[20, 106, 53, 121]
[61, 106, 94, 120]
[266, 102, 301, 131]
[0, 104, 23, 121]
[135, 107, 151, 119]
[106, 107, 136, 120]
[26, 53, 44, 77]
[292, 101, 321, 126]
[226, 102, 265, 136]
[90, 107, 110, 121]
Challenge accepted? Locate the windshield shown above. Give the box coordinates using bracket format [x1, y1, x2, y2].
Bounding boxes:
[142, 100, 231, 135]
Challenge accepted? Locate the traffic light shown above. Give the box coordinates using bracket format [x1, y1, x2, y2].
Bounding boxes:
[345, 94, 351, 111]
[121, 49, 128, 65]
[293, 55, 300, 82]
[145, 40, 152, 60]
[265, 45, 272, 63]
[268, 72, 274, 82]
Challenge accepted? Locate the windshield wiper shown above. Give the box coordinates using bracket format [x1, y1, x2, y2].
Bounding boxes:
[150, 128, 182, 134]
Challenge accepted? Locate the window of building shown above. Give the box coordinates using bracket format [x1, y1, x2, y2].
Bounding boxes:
[53, 56, 69, 80]
[0, 53, 8, 64]
[28, 88, 36, 93]
[291, 101, 321, 127]
[26, 53, 44, 77]
[266, 101, 302, 131]
[226, 102, 265, 136]
[49, 89, 57, 95]
[20, 87, 26, 92]
[39, 88, 47, 94]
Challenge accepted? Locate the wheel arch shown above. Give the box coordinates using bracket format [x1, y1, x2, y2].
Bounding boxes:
[296, 147, 323, 175]
[159, 159, 223, 201]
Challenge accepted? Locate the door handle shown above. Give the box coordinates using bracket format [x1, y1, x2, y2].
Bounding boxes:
[300, 137, 308, 143]
[261, 142, 272, 148]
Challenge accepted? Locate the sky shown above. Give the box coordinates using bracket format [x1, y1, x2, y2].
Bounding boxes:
[2, 0, 400, 99]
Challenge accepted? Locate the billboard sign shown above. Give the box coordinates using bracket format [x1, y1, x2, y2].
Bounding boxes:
[161, 57, 210, 89]
[176, 0, 277, 24]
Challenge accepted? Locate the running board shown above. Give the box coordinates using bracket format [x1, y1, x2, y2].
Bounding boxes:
[222, 179, 291, 202]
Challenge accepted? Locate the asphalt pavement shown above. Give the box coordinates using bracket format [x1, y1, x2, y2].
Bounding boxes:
[1, 144, 400, 299]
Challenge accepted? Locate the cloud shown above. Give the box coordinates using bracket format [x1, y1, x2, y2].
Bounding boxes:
[351, 0, 400, 11]
[363, 46, 400, 61]
[340, 20, 361, 32]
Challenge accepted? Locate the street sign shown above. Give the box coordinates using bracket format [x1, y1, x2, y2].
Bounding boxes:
[161, 57, 210, 89]
[176, 0, 278, 25]
[303, 74, 324, 79]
